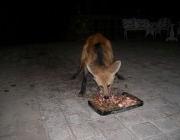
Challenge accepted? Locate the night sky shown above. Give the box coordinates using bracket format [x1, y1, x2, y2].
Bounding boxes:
[0, 0, 179, 45]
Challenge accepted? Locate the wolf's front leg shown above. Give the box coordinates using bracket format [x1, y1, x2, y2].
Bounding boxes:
[78, 74, 87, 96]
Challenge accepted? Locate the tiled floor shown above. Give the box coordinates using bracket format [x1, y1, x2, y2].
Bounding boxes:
[0, 38, 180, 140]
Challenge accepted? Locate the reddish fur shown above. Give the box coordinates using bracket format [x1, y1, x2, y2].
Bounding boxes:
[72, 33, 121, 97]
[80, 33, 114, 76]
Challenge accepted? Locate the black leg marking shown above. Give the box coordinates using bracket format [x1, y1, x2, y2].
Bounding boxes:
[116, 73, 124, 80]
[78, 75, 87, 96]
[71, 66, 82, 80]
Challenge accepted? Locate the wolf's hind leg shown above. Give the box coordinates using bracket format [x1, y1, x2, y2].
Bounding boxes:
[116, 73, 124, 80]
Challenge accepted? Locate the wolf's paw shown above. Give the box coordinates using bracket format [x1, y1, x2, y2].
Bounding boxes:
[78, 89, 86, 97]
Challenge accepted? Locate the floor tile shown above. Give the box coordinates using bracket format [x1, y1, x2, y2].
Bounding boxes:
[131, 122, 162, 139]
[152, 117, 180, 133]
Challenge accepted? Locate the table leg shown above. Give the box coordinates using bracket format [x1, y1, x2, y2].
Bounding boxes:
[166, 24, 178, 41]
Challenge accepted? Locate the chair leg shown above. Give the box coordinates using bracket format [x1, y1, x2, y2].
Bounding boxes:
[167, 29, 169, 37]
[153, 31, 155, 39]
[176, 31, 180, 38]
[124, 30, 128, 40]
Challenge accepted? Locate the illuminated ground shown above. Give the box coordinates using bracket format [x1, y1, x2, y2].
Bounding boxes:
[0, 37, 180, 140]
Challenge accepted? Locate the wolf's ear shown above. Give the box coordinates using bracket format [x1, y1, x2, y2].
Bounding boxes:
[109, 61, 121, 75]
[87, 63, 99, 76]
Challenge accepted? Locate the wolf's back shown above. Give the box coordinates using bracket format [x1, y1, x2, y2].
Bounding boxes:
[80, 33, 114, 68]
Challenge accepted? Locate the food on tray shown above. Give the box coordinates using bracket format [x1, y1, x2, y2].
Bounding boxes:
[89, 93, 140, 111]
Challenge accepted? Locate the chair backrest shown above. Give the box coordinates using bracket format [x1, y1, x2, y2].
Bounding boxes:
[157, 17, 171, 28]
[138, 19, 151, 29]
[122, 19, 134, 29]
[122, 18, 151, 29]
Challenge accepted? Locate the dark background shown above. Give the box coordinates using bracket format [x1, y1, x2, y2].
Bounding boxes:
[0, 0, 179, 45]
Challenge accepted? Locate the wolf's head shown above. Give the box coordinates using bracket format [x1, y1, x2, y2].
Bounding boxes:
[87, 61, 121, 99]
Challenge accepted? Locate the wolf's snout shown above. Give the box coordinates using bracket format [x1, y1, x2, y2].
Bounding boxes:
[104, 96, 109, 99]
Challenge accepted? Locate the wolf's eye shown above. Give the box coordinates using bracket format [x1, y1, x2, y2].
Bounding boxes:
[107, 84, 111, 88]
[99, 85, 103, 88]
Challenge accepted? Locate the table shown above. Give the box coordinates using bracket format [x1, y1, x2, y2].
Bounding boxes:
[166, 24, 178, 41]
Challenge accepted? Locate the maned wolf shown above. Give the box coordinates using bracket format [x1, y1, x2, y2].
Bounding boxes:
[71, 33, 123, 99]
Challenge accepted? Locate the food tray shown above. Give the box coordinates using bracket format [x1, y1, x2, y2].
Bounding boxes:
[88, 92, 144, 116]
